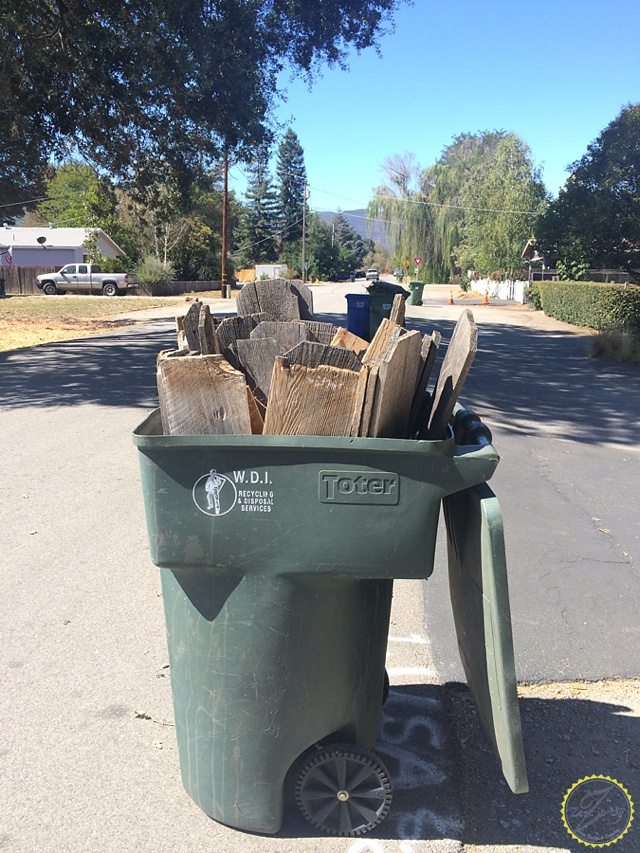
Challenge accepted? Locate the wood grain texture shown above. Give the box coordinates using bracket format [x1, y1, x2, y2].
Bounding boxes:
[250, 320, 312, 351]
[181, 301, 201, 350]
[246, 387, 264, 434]
[216, 313, 269, 352]
[303, 320, 339, 345]
[157, 353, 252, 435]
[330, 327, 370, 357]
[236, 279, 314, 320]
[406, 330, 441, 438]
[368, 329, 422, 438]
[235, 337, 284, 403]
[389, 293, 406, 327]
[175, 316, 188, 351]
[427, 310, 478, 440]
[263, 357, 360, 436]
[197, 303, 220, 354]
[284, 341, 362, 372]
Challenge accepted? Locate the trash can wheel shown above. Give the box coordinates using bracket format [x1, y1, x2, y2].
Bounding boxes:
[295, 743, 393, 836]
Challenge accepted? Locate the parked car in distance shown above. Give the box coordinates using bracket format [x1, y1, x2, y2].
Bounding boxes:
[36, 264, 135, 296]
[365, 267, 380, 281]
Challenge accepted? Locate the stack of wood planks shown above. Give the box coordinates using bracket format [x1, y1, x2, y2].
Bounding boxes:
[157, 280, 478, 441]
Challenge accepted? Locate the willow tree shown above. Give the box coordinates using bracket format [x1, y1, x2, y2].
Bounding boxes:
[368, 153, 434, 276]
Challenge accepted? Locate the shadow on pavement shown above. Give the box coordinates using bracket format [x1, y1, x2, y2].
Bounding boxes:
[0, 323, 174, 410]
[405, 315, 640, 448]
[448, 682, 639, 851]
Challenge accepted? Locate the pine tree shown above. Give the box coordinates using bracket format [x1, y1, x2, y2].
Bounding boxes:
[276, 129, 307, 247]
[236, 148, 279, 265]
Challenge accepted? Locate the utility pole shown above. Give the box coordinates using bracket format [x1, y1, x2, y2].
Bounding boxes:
[221, 148, 229, 298]
[301, 182, 308, 282]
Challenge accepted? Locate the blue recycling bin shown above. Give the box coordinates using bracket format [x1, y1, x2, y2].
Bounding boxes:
[346, 292, 370, 340]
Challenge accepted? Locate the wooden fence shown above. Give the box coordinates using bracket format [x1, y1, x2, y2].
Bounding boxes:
[0, 266, 58, 295]
[0, 267, 224, 297]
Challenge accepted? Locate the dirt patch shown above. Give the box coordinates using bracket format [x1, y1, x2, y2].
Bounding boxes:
[0, 295, 176, 352]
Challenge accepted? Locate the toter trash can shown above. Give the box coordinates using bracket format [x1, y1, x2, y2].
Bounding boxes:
[345, 292, 370, 340]
[366, 280, 409, 340]
[407, 280, 425, 306]
[133, 406, 528, 836]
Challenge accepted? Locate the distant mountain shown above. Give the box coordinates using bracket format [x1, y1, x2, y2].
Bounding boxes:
[316, 208, 389, 251]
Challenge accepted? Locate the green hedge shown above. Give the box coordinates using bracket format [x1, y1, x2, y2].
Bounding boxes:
[539, 281, 640, 333]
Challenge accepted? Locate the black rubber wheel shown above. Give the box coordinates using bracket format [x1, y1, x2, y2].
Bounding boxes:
[295, 744, 392, 836]
[42, 282, 57, 295]
[102, 282, 118, 297]
[382, 669, 390, 705]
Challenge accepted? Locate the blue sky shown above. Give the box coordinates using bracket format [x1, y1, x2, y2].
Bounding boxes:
[230, 0, 639, 213]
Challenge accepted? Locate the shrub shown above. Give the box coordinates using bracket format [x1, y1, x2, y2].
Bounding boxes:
[539, 281, 640, 333]
[526, 281, 542, 310]
[134, 255, 176, 296]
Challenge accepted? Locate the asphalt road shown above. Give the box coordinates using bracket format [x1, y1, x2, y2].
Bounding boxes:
[1, 283, 639, 852]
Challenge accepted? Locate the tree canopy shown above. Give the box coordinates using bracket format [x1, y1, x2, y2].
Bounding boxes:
[537, 103, 640, 276]
[0, 0, 404, 213]
[370, 132, 547, 280]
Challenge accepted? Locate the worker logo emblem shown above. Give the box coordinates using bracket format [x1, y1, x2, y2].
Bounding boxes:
[192, 469, 238, 517]
[561, 775, 634, 848]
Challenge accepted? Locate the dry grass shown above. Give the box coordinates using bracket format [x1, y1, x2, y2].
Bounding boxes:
[588, 329, 640, 363]
[0, 294, 174, 352]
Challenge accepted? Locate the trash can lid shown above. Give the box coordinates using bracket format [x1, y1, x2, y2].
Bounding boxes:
[366, 281, 410, 298]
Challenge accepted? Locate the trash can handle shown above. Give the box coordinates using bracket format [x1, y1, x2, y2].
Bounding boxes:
[448, 407, 499, 490]
[452, 407, 492, 447]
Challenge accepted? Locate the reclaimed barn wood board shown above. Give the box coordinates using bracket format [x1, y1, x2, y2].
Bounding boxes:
[235, 337, 285, 403]
[349, 364, 375, 437]
[250, 320, 312, 351]
[284, 340, 362, 372]
[197, 303, 220, 354]
[426, 310, 478, 440]
[406, 331, 442, 438]
[263, 357, 360, 436]
[288, 280, 314, 320]
[303, 320, 339, 345]
[236, 280, 299, 321]
[175, 316, 188, 351]
[246, 387, 264, 434]
[389, 293, 406, 327]
[330, 327, 370, 358]
[181, 301, 201, 350]
[368, 329, 422, 438]
[157, 353, 252, 435]
[216, 313, 270, 352]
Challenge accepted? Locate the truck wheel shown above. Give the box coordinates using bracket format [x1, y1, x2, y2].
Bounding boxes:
[102, 282, 118, 297]
[42, 282, 57, 296]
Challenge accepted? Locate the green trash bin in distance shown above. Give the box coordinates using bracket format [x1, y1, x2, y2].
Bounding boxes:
[133, 410, 499, 834]
[407, 280, 425, 306]
[367, 280, 410, 339]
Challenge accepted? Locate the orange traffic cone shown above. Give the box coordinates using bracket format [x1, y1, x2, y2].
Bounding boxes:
[483, 291, 489, 304]
[448, 291, 454, 305]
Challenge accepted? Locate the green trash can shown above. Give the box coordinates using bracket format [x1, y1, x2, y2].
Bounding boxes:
[133, 409, 501, 835]
[367, 281, 410, 340]
[407, 281, 425, 306]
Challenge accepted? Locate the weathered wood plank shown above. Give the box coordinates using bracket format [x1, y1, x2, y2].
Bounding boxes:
[175, 316, 188, 351]
[197, 303, 220, 354]
[263, 357, 360, 436]
[157, 353, 252, 435]
[426, 310, 478, 440]
[406, 331, 441, 438]
[284, 340, 362, 372]
[330, 327, 370, 358]
[389, 293, 406, 327]
[235, 337, 285, 403]
[236, 278, 314, 321]
[246, 387, 265, 434]
[250, 320, 312, 351]
[368, 329, 422, 438]
[216, 313, 270, 352]
[181, 301, 201, 351]
[303, 320, 339, 345]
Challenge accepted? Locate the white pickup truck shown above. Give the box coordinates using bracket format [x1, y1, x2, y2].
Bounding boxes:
[36, 264, 135, 297]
